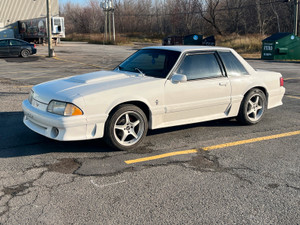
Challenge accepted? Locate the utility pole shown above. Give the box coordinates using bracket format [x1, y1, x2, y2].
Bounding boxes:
[108, 3, 111, 41]
[112, 0, 115, 42]
[101, 0, 115, 43]
[46, 0, 54, 57]
[295, 0, 299, 36]
[105, 8, 108, 41]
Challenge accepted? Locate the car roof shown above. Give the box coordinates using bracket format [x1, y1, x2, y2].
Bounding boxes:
[143, 45, 233, 53]
[0, 38, 26, 42]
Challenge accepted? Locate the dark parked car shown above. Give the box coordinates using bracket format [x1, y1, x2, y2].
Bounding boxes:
[0, 38, 37, 58]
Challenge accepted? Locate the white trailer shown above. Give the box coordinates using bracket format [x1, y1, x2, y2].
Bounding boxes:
[18, 17, 65, 43]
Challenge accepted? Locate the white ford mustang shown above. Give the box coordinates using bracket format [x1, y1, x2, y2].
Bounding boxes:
[22, 46, 285, 150]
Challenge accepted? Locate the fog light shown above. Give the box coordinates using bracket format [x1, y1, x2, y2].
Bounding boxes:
[51, 127, 59, 138]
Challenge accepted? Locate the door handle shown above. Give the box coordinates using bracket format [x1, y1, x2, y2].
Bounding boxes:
[219, 82, 228, 86]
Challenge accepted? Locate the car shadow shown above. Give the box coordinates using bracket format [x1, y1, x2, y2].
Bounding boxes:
[0, 56, 45, 63]
[0, 111, 114, 158]
[147, 118, 239, 136]
[0, 111, 240, 158]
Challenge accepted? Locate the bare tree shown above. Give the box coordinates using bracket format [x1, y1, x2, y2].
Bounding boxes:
[199, 0, 223, 35]
[60, 0, 295, 36]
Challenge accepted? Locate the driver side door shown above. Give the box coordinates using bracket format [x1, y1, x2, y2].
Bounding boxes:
[0, 40, 9, 56]
[163, 52, 232, 126]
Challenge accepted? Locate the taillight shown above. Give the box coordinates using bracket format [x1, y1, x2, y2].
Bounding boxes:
[34, 44, 36, 48]
[280, 77, 284, 87]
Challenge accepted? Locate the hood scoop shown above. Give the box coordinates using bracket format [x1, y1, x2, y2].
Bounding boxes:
[66, 71, 128, 84]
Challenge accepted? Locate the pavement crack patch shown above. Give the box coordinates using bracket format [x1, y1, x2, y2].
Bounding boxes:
[74, 167, 137, 178]
[0, 160, 78, 219]
[267, 183, 280, 189]
[0, 169, 46, 218]
[47, 158, 81, 174]
[185, 149, 221, 172]
[185, 149, 253, 184]
[286, 184, 300, 191]
[2, 183, 32, 197]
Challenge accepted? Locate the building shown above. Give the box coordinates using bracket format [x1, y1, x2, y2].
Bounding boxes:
[0, 0, 59, 28]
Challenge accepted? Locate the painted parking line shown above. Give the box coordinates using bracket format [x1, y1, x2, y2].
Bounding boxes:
[125, 130, 300, 165]
[13, 85, 33, 88]
[284, 77, 300, 81]
[203, 130, 300, 150]
[285, 95, 300, 100]
[125, 149, 197, 164]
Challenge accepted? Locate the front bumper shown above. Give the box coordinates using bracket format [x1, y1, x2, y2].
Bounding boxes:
[22, 99, 107, 141]
[31, 48, 37, 55]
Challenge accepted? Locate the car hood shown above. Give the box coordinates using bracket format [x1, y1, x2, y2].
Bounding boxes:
[32, 70, 159, 104]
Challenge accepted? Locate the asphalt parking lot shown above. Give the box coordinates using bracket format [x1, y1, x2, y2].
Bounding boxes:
[1, 42, 300, 224]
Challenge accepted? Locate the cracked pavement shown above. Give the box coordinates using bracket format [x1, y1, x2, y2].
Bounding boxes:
[0, 42, 300, 224]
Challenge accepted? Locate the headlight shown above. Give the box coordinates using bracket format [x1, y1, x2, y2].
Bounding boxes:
[47, 100, 83, 116]
[28, 90, 34, 104]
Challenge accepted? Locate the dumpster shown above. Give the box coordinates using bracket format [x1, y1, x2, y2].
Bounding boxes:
[162, 36, 184, 45]
[183, 34, 203, 45]
[162, 34, 215, 46]
[202, 35, 216, 46]
[261, 32, 300, 60]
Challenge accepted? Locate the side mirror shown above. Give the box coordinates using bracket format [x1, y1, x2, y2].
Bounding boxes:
[171, 74, 187, 84]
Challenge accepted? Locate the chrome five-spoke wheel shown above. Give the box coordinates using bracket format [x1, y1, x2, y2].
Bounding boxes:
[246, 94, 264, 122]
[114, 111, 145, 146]
[237, 88, 266, 125]
[104, 104, 148, 150]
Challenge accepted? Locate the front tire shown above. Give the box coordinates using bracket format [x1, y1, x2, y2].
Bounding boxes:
[20, 49, 30, 58]
[104, 104, 148, 151]
[237, 89, 267, 125]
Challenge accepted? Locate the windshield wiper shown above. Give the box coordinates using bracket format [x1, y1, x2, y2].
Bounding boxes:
[135, 68, 145, 77]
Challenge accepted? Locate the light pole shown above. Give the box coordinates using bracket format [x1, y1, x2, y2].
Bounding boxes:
[46, 0, 54, 57]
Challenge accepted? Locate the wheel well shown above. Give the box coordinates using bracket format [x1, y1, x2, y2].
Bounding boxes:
[108, 101, 150, 121]
[245, 86, 268, 100]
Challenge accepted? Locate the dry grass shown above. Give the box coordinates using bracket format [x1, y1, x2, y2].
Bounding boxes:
[217, 34, 266, 57]
[63, 33, 265, 57]
[63, 33, 161, 45]
[63, 33, 128, 45]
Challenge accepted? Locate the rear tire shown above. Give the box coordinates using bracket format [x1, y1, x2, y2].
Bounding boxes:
[237, 88, 267, 125]
[20, 49, 30, 58]
[104, 104, 148, 151]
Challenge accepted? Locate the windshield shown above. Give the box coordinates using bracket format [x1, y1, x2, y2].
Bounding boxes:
[116, 49, 181, 78]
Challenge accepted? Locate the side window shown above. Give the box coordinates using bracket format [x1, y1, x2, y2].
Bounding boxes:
[219, 51, 249, 76]
[9, 40, 22, 46]
[176, 53, 223, 80]
[0, 40, 8, 46]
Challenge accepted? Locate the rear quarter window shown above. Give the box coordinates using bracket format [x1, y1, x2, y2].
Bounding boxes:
[219, 51, 249, 76]
[176, 53, 223, 80]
